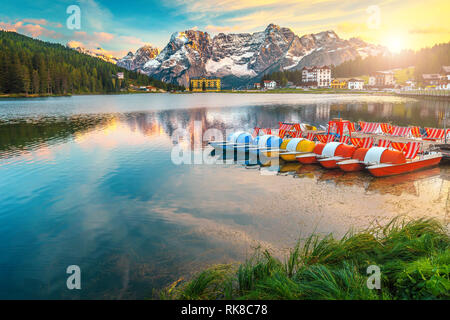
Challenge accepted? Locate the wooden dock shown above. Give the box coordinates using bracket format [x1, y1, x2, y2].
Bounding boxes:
[396, 90, 450, 100]
[436, 144, 450, 160]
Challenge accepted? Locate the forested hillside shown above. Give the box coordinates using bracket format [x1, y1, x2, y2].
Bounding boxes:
[261, 42, 450, 85]
[332, 42, 450, 78]
[0, 31, 184, 95]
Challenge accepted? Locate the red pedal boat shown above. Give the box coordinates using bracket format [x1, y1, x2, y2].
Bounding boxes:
[350, 146, 443, 177]
[336, 148, 370, 172]
[367, 153, 443, 177]
[317, 142, 356, 169]
[296, 142, 325, 164]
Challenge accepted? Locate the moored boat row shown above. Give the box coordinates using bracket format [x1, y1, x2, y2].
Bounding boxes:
[209, 119, 444, 177]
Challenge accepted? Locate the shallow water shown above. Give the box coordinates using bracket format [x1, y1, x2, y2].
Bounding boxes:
[0, 93, 448, 299]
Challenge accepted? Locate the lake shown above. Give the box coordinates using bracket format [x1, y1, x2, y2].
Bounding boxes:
[0, 93, 448, 299]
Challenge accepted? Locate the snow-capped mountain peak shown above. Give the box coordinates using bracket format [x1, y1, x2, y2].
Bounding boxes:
[116, 44, 159, 71]
[117, 24, 386, 88]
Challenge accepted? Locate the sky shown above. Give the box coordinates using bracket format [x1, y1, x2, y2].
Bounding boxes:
[0, 0, 449, 58]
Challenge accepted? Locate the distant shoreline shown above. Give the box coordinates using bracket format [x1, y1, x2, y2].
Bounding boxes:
[0, 90, 167, 99]
[0, 90, 381, 98]
[2, 89, 445, 100]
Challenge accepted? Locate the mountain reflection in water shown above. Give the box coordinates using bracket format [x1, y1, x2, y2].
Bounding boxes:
[0, 94, 448, 299]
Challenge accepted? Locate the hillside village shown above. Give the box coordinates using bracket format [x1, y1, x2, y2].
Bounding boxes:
[252, 65, 450, 92]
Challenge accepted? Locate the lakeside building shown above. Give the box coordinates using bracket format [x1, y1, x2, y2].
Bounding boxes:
[128, 85, 164, 92]
[263, 80, 277, 89]
[254, 82, 261, 89]
[419, 66, 450, 89]
[422, 74, 441, 87]
[441, 66, 450, 80]
[347, 79, 365, 90]
[402, 80, 417, 90]
[190, 77, 221, 92]
[438, 66, 450, 89]
[135, 85, 159, 92]
[368, 71, 395, 88]
[331, 79, 347, 89]
[301, 66, 331, 87]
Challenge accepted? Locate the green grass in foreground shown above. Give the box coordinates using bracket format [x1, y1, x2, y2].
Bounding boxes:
[159, 218, 449, 300]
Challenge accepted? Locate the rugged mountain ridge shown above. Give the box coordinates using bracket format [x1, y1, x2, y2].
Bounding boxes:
[67, 44, 119, 64]
[117, 45, 159, 70]
[117, 24, 386, 88]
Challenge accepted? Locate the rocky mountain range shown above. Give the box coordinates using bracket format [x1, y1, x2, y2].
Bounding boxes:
[117, 24, 387, 89]
[67, 44, 119, 64]
[117, 45, 159, 70]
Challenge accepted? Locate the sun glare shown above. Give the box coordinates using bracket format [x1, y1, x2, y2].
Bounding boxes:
[386, 35, 405, 54]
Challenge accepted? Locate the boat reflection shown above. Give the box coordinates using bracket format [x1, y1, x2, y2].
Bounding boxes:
[223, 155, 445, 197]
[366, 167, 441, 196]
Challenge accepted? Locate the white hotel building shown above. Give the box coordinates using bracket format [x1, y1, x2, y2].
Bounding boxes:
[301, 66, 331, 87]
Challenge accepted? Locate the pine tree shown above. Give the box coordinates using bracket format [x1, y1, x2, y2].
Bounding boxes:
[32, 70, 39, 94]
[21, 65, 31, 94]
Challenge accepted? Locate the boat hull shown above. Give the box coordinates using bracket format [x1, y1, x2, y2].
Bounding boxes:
[318, 156, 347, 169]
[296, 153, 318, 164]
[367, 155, 442, 177]
[281, 153, 297, 162]
[337, 160, 364, 172]
[280, 151, 308, 162]
[261, 150, 282, 158]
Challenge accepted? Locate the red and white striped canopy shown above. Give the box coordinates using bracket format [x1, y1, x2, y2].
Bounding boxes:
[380, 123, 393, 134]
[306, 132, 315, 141]
[351, 137, 374, 148]
[278, 122, 302, 139]
[360, 122, 380, 134]
[378, 139, 391, 148]
[339, 135, 350, 144]
[391, 126, 411, 137]
[425, 128, 445, 140]
[391, 141, 421, 159]
[252, 127, 260, 138]
[410, 126, 422, 138]
[316, 134, 335, 143]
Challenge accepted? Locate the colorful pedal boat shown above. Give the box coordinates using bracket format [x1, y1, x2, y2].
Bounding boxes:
[317, 143, 357, 169]
[296, 142, 326, 164]
[279, 138, 316, 162]
[367, 153, 442, 177]
[336, 148, 370, 172]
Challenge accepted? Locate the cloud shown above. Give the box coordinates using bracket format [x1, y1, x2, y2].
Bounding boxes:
[176, 0, 320, 14]
[337, 22, 370, 34]
[78, 0, 114, 31]
[67, 40, 84, 48]
[118, 35, 149, 47]
[93, 31, 114, 42]
[0, 20, 63, 39]
[21, 18, 63, 28]
[70, 30, 114, 45]
[204, 25, 242, 34]
[22, 18, 48, 25]
[174, 0, 371, 37]
[409, 27, 450, 34]
[64, 31, 152, 58]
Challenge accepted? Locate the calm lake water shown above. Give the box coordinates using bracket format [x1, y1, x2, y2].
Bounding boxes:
[0, 93, 448, 299]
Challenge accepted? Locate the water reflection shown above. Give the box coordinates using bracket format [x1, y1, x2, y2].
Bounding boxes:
[0, 94, 448, 299]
